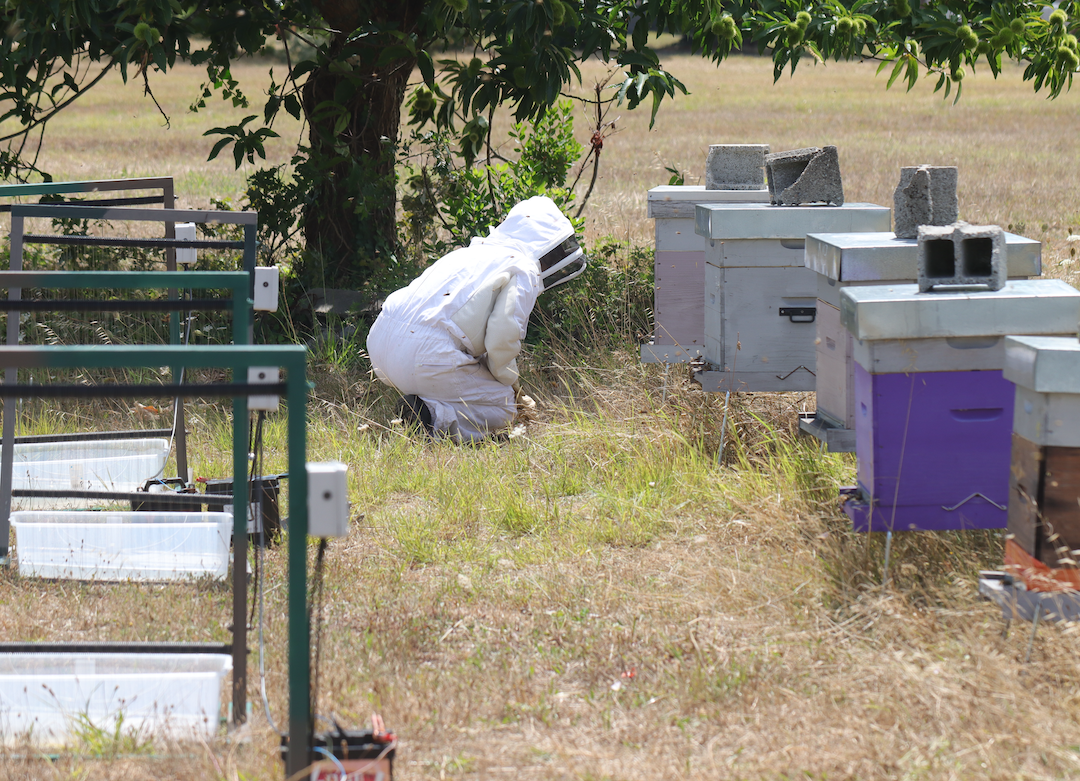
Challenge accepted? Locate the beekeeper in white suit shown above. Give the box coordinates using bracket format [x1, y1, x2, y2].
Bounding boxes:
[367, 196, 585, 442]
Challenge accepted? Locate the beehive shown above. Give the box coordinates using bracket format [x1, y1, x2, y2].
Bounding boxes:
[1002, 336, 1080, 590]
[642, 185, 769, 363]
[839, 280, 1080, 532]
[693, 202, 890, 392]
[801, 231, 1041, 450]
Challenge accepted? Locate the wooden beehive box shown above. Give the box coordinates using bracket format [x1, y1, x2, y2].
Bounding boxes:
[839, 281, 1080, 533]
[1002, 336, 1080, 589]
[692, 203, 890, 392]
[801, 231, 1042, 451]
[642, 186, 769, 363]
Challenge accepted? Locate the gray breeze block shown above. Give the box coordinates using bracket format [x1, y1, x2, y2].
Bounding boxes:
[894, 165, 959, 239]
[918, 222, 1006, 292]
[765, 146, 844, 206]
[705, 144, 769, 190]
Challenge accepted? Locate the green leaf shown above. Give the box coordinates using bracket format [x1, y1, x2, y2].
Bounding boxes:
[206, 137, 232, 162]
[283, 93, 302, 120]
[886, 57, 905, 89]
[418, 50, 435, 87]
[618, 50, 659, 69]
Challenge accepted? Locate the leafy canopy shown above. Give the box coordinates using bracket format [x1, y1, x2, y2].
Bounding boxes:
[0, 0, 1076, 274]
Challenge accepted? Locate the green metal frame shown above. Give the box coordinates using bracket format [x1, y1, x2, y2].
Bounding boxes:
[0, 344, 312, 773]
[0, 176, 175, 210]
[6, 203, 259, 496]
[0, 270, 252, 537]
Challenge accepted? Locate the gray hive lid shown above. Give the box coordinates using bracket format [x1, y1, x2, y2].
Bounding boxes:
[840, 279, 1080, 341]
[647, 185, 769, 218]
[1004, 335, 1080, 393]
[694, 202, 890, 240]
[806, 231, 1041, 282]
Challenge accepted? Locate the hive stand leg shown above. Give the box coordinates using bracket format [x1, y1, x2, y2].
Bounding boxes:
[1025, 603, 1041, 664]
[882, 531, 894, 587]
[717, 390, 732, 464]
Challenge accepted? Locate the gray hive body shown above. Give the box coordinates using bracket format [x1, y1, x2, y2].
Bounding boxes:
[893, 165, 959, 239]
[918, 222, 1006, 292]
[765, 146, 844, 206]
[705, 144, 769, 190]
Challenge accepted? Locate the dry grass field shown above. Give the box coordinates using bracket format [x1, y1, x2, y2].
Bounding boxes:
[1, 50, 1080, 780]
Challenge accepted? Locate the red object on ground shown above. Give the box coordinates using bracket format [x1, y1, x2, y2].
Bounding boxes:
[1005, 538, 1080, 592]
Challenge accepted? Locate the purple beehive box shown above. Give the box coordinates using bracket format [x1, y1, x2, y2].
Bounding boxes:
[839, 279, 1080, 532]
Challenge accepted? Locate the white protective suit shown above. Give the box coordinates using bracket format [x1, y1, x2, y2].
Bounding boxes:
[367, 196, 575, 442]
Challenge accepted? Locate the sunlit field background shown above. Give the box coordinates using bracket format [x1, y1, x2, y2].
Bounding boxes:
[1, 49, 1079, 780]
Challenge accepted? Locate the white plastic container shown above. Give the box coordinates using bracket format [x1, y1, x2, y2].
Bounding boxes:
[0, 652, 231, 744]
[11, 511, 231, 581]
[11, 438, 171, 510]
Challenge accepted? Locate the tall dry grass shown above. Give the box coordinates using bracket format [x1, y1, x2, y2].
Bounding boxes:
[1, 51, 1079, 781]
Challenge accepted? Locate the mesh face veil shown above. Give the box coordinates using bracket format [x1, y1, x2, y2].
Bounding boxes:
[538, 237, 586, 292]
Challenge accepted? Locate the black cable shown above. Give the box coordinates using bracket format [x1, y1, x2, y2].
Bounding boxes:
[248, 410, 266, 628]
[309, 538, 329, 729]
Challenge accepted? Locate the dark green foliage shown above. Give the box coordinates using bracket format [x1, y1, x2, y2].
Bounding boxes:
[529, 238, 654, 356]
[400, 100, 582, 265]
[1, 0, 1077, 292]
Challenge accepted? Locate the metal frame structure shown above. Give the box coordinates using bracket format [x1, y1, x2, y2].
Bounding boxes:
[0, 343, 313, 770]
[5, 204, 258, 512]
[0, 270, 252, 543]
[0, 176, 176, 212]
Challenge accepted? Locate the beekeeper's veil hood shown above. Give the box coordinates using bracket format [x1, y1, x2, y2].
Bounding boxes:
[485, 196, 586, 292]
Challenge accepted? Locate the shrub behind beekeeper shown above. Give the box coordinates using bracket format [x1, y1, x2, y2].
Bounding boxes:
[367, 196, 585, 442]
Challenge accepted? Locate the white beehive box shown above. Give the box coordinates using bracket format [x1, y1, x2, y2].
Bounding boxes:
[11, 511, 231, 581]
[0, 652, 231, 743]
[694, 203, 891, 392]
[642, 186, 770, 363]
[11, 439, 171, 510]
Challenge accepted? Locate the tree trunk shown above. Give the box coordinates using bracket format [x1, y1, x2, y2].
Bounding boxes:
[300, 0, 426, 290]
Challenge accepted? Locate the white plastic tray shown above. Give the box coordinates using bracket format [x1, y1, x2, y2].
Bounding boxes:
[0, 652, 231, 744]
[11, 511, 231, 581]
[11, 438, 171, 510]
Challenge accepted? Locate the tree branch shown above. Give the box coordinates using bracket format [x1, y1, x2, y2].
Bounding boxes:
[0, 61, 116, 144]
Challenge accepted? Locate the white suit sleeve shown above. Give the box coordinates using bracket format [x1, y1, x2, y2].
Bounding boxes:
[485, 272, 538, 385]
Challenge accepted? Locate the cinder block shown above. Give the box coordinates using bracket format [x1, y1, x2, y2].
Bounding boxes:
[893, 165, 959, 239]
[705, 144, 769, 190]
[765, 146, 844, 206]
[918, 222, 1006, 292]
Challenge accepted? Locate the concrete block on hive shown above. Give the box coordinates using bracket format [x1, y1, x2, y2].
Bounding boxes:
[918, 222, 1006, 292]
[765, 146, 844, 206]
[894, 165, 959, 239]
[705, 144, 769, 191]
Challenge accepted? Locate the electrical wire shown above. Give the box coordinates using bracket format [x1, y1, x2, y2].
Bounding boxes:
[309, 538, 329, 728]
[313, 747, 346, 777]
[247, 409, 284, 736]
[154, 293, 196, 482]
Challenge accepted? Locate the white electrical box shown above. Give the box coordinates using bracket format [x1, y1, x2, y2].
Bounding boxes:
[307, 461, 349, 538]
[175, 222, 197, 265]
[247, 366, 279, 412]
[253, 266, 279, 311]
